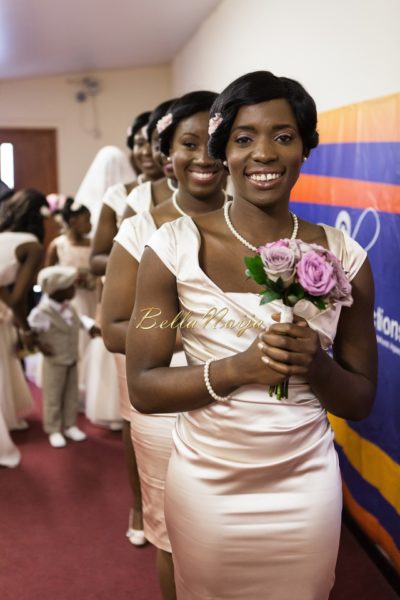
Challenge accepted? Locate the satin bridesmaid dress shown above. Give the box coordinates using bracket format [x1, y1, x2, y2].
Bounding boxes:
[146, 217, 366, 599]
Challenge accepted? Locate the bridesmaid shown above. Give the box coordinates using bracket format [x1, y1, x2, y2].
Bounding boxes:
[90, 111, 151, 277]
[123, 98, 178, 218]
[101, 91, 227, 599]
[0, 189, 48, 466]
[125, 71, 377, 599]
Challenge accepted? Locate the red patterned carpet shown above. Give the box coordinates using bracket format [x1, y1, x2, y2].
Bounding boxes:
[0, 383, 397, 599]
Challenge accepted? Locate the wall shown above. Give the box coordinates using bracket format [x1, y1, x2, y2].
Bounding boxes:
[0, 65, 171, 193]
[172, 0, 400, 111]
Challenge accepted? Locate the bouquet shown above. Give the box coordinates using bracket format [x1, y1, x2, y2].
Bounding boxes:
[244, 238, 352, 400]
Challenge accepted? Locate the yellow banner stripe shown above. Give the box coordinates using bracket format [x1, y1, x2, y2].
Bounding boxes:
[342, 482, 400, 573]
[329, 414, 400, 514]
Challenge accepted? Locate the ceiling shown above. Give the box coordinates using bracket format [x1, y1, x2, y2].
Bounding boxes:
[0, 0, 220, 80]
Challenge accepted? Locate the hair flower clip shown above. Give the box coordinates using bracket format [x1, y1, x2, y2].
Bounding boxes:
[156, 112, 173, 134]
[208, 113, 223, 136]
[40, 206, 51, 217]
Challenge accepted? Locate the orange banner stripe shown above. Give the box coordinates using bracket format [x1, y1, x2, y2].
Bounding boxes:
[318, 93, 400, 143]
[342, 482, 400, 573]
[292, 174, 400, 214]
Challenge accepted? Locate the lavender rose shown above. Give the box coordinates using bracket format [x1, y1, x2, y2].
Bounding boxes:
[296, 251, 336, 296]
[258, 244, 296, 285]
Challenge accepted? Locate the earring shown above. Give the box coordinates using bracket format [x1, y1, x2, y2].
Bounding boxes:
[223, 160, 228, 167]
[302, 156, 308, 162]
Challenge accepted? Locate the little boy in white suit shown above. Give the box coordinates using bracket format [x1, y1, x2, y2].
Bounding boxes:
[28, 266, 99, 448]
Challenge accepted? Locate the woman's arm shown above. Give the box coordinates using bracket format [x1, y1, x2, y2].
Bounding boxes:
[90, 204, 118, 276]
[126, 248, 291, 414]
[122, 205, 136, 220]
[45, 239, 59, 266]
[101, 242, 139, 353]
[261, 259, 377, 420]
[11, 241, 44, 328]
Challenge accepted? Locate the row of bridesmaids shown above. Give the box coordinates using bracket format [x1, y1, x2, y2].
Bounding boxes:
[94, 71, 376, 599]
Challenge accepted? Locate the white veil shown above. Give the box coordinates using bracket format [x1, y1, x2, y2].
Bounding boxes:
[74, 145, 134, 233]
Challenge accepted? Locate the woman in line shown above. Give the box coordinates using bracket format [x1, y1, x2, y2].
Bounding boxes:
[101, 91, 227, 599]
[91, 100, 173, 275]
[0, 189, 49, 466]
[125, 71, 377, 599]
[123, 99, 178, 219]
[88, 111, 166, 544]
[90, 111, 150, 277]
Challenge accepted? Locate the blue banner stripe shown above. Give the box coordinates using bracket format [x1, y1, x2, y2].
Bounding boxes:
[302, 142, 400, 185]
[336, 445, 400, 547]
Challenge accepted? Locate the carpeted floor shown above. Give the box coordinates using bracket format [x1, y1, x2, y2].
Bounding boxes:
[0, 383, 397, 600]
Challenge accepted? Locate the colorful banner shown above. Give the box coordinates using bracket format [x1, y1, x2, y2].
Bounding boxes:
[290, 93, 400, 572]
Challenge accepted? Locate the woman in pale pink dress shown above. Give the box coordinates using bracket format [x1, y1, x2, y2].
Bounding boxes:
[102, 91, 228, 599]
[0, 190, 48, 467]
[125, 71, 377, 599]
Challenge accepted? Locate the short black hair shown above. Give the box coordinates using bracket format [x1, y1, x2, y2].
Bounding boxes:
[147, 99, 177, 143]
[159, 90, 218, 157]
[0, 188, 49, 242]
[208, 71, 319, 160]
[61, 197, 90, 224]
[126, 111, 151, 150]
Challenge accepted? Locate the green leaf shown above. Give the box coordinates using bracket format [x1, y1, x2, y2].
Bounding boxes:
[260, 290, 281, 304]
[311, 297, 327, 310]
[244, 255, 266, 285]
[286, 283, 305, 298]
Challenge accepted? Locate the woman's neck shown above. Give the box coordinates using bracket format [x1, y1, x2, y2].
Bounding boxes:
[174, 188, 226, 216]
[228, 196, 295, 245]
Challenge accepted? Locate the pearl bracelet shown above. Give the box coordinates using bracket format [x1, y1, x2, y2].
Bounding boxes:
[204, 359, 231, 402]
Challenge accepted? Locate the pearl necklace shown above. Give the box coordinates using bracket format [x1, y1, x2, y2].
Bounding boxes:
[172, 189, 228, 217]
[223, 201, 299, 252]
[167, 177, 177, 192]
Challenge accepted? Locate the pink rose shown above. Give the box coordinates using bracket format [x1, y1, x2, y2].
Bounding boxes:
[326, 253, 352, 303]
[261, 239, 290, 249]
[258, 244, 296, 284]
[296, 251, 336, 296]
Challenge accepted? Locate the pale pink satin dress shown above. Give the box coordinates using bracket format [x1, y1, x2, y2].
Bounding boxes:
[146, 217, 367, 599]
[115, 212, 185, 551]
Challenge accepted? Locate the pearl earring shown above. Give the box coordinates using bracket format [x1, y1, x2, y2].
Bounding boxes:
[303, 156, 308, 162]
[223, 160, 228, 167]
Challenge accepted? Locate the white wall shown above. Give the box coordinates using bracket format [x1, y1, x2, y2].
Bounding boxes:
[0, 65, 171, 193]
[172, 0, 400, 111]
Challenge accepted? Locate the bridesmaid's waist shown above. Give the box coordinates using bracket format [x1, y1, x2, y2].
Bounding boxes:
[176, 404, 332, 465]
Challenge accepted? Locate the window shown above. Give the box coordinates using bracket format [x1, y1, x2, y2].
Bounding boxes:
[0, 143, 15, 188]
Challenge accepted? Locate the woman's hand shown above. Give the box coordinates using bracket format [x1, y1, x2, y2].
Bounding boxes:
[236, 315, 322, 387]
[261, 315, 321, 378]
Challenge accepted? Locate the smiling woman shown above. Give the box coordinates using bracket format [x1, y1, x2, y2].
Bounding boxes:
[125, 70, 377, 599]
[101, 90, 227, 600]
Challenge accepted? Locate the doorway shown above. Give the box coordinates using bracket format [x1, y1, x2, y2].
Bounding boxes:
[0, 128, 58, 194]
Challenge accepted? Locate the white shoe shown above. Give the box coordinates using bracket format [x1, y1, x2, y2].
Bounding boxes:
[126, 527, 147, 546]
[109, 421, 123, 431]
[126, 509, 147, 546]
[49, 432, 66, 448]
[64, 426, 87, 442]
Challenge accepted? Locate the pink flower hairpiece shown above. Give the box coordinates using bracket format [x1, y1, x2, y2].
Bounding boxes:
[208, 113, 223, 136]
[157, 112, 173, 134]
